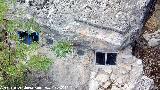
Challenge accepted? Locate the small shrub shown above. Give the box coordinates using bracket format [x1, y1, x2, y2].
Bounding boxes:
[0, 0, 8, 24]
[28, 55, 52, 71]
[0, 0, 51, 88]
[52, 41, 73, 57]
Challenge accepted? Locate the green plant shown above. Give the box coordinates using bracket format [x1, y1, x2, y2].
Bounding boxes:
[52, 41, 73, 57]
[28, 55, 52, 71]
[0, 0, 8, 24]
[0, 0, 52, 88]
[0, 45, 26, 88]
[24, 18, 41, 32]
[0, 40, 53, 88]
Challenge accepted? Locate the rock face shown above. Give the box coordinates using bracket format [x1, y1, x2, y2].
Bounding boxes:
[134, 76, 154, 90]
[33, 45, 154, 90]
[143, 29, 160, 47]
[7, 0, 156, 90]
[30, 45, 94, 89]
[88, 47, 154, 90]
[13, 0, 155, 50]
[133, 2, 160, 89]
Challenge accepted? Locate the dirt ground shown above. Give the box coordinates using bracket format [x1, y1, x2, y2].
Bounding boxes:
[133, 39, 160, 89]
[132, 1, 160, 89]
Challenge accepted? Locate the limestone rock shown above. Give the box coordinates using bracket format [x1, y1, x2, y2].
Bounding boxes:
[111, 86, 121, 90]
[11, 0, 155, 50]
[8, 40, 16, 48]
[144, 15, 158, 32]
[136, 59, 143, 65]
[6, 0, 156, 89]
[102, 81, 112, 89]
[120, 64, 132, 71]
[134, 76, 154, 90]
[51, 60, 90, 88]
[89, 80, 99, 90]
[95, 73, 109, 83]
[110, 74, 118, 81]
[104, 68, 112, 74]
[143, 29, 160, 47]
[90, 72, 97, 79]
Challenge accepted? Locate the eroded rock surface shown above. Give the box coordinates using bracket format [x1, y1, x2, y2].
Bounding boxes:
[9, 0, 155, 50]
[89, 47, 154, 90]
[28, 45, 154, 90]
[6, 0, 157, 90]
[143, 29, 160, 47]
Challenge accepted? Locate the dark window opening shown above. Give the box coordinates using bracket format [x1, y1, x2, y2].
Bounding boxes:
[95, 52, 117, 65]
[17, 0, 25, 3]
[96, 52, 105, 65]
[17, 31, 39, 45]
[106, 53, 117, 65]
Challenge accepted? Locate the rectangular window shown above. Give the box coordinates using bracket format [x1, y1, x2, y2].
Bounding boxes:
[96, 52, 105, 65]
[95, 52, 117, 65]
[106, 53, 117, 65]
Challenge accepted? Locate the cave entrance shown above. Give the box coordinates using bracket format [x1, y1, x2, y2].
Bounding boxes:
[17, 31, 39, 45]
[95, 52, 117, 65]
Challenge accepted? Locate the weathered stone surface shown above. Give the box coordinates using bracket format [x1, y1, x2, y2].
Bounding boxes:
[30, 36, 152, 90]
[10, 0, 154, 50]
[89, 80, 99, 90]
[111, 86, 121, 90]
[29, 45, 94, 89]
[95, 73, 109, 82]
[102, 81, 111, 89]
[50, 48, 94, 88]
[26, 71, 55, 88]
[144, 14, 158, 33]
[7, 0, 156, 89]
[104, 67, 112, 74]
[9, 40, 16, 48]
[51, 62, 89, 87]
[143, 29, 160, 47]
[88, 46, 149, 90]
[134, 76, 154, 90]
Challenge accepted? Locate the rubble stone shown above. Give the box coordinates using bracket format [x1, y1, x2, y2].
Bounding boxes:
[134, 76, 154, 90]
[143, 29, 160, 47]
[95, 73, 109, 83]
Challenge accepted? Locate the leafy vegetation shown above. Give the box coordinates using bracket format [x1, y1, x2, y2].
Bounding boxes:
[52, 41, 73, 57]
[23, 18, 41, 33]
[0, 0, 52, 88]
[28, 55, 52, 71]
[0, 0, 8, 24]
[0, 43, 26, 88]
